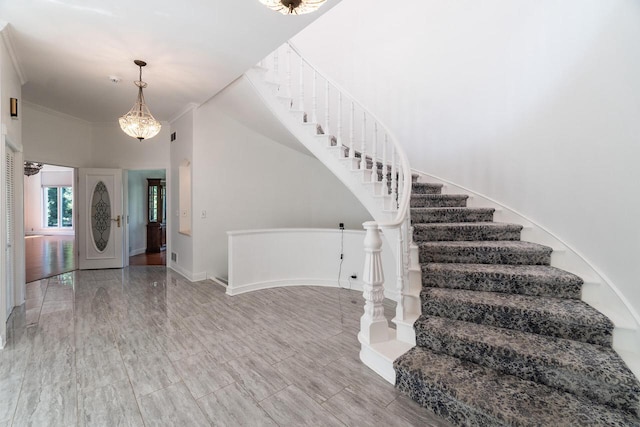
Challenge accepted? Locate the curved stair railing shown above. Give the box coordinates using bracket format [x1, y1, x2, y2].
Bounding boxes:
[247, 42, 419, 381]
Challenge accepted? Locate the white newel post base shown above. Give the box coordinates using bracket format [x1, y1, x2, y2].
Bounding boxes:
[359, 221, 389, 345]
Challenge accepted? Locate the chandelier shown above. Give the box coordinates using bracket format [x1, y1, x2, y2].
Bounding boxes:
[259, 0, 327, 15]
[24, 161, 43, 176]
[119, 60, 161, 141]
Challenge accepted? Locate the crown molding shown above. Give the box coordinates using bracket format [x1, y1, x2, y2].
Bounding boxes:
[169, 102, 199, 125]
[22, 101, 91, 125]
[0, 22, 27, 85]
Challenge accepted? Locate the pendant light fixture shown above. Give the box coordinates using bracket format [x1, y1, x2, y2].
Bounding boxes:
[119, 60, 161, 141]
[258, 0, 327, 15]
[24, 161, 43, 176]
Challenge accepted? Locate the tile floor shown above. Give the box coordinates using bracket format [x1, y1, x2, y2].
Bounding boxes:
[1, 267, 451, 426]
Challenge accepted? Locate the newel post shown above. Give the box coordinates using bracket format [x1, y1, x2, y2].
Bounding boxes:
[360, 222, 389, 344]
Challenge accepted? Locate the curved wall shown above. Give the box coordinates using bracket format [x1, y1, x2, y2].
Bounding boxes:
[293, 0, 640, 328]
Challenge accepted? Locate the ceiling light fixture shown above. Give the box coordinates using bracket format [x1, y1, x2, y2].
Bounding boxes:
[258, 0, 327, 15]
[119, 60, 161, 141]
[24, 161, 43, 177]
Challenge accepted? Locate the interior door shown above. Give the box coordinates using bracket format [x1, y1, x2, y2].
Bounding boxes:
[5, 147, 15, 317]
[78, 168, 124, 269]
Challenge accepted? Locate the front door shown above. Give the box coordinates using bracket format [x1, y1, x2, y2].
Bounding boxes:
[78, 168, 124, 270]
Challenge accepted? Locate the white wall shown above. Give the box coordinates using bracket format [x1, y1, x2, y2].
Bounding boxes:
[294, 0, 640, 319]
[189, 96, 372, 281]
[227, 228, 395, 297]
[91, 123, 170, 170]
[0, 32, 20, 146]
[169, 108, 195, 279]
[127, 169, 166, 255]
[22, 102, 92, 167]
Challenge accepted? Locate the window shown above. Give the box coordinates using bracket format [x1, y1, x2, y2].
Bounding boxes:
[43, 186, 73, 228]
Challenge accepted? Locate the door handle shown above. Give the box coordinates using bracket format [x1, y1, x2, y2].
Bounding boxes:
[112, 215, 121, 228]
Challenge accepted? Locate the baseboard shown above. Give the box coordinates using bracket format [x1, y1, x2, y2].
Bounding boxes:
[130, 248, 146, 256]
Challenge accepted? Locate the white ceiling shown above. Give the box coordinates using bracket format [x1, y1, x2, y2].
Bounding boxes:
[0, 0, 340, 123]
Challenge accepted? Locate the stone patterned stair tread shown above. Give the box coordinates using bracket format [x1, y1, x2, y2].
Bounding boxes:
[421, 287, 613, 346]
[394, 347, 639, 426]
[414, 315, 640, 412]
[419, 240, 553, 265]
[412, 182, 443, 194]
[411, 207, 494, 223]
[410, 194, 468, 208]
[413, 222, 522, 242]
[421, 263, 583, 298]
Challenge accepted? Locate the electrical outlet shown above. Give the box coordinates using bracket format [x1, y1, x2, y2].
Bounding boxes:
[171, 252, 177, 262]
[339, 222, 344, 229]
[351, 273, 357, 279]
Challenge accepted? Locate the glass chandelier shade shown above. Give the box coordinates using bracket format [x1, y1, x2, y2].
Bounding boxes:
[119, 60, 161, 141]
[24, 161, 43, 176]
[258, 0, 327, 15]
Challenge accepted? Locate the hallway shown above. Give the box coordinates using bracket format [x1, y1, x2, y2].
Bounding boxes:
[1, 267, 448, 426]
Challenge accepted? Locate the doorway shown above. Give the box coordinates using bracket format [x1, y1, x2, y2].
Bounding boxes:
[23, 163, 76, 283]
[127, 169, 166, 266]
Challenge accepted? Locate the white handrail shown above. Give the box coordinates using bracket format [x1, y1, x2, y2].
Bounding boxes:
[254, 41, 417, 352]
[287, 42, 412, 227]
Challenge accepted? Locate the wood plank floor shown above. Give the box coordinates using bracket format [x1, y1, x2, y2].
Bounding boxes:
[25, 235, 165, 283]
[25, 235, 76, 283]
[129, 251, 166, 266]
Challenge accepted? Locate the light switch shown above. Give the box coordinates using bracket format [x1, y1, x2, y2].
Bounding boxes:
[200, 210, 207, 219]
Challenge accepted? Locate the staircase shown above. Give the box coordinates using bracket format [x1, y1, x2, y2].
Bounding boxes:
[393, 181, 640, 426]
[247, 42, 640, 425]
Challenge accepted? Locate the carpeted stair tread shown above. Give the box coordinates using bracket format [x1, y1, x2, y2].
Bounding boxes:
[419, 240, 552, 265]
[411, 207, 494, 223]
[411, 194, 468, 208]
[414, 315, 640, 413]
[413, 222, 522, 242]
[394, 347, 639, 426]
[421, 263, 583, 298]
[421, 287, 613, 346]
[412, 182, 443, 195]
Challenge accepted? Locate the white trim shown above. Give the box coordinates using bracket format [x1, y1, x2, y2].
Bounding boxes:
[22, 101, 90, 125]
[0, 22, 27, 85]
[226, 278, 363, 296]
[414, 168, 640, 354]
[359, 330, 413, 384]
[130, 247, 146, 256]
[169, 103, 199, 125]
[169, 263, 192, 281]
[227, 227, 364, 236]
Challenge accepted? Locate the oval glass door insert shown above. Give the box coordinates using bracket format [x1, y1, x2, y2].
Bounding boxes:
[91, 181, 111, 252]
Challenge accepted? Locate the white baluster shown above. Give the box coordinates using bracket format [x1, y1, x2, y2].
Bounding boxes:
[298, 59, 304, 113]
[391, 148, 397, 210]
[311, 70, 317, 125]
[403, 213, 411, 286]
[285, 44, 292, 102]
[360, 112, 367, 171]
[397, 161, 404, 211]
[337, 92, 343, 154]
[349, 102, 355, 159]
[325, 80, 330, 137]
[395, 226, 406, 322]
[381, 134, 388, 194]
[360, 222, 389, 344]
[371, 123, 378, 183]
